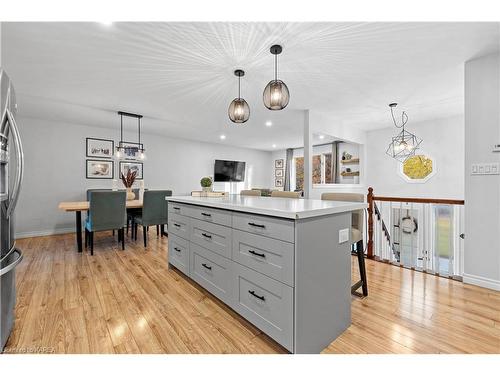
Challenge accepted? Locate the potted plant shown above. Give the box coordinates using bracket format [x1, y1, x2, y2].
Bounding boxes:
[200, 176, 213, 192]
[121, 169, 137, 200]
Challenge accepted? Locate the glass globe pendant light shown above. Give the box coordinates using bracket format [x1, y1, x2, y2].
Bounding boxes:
[263, 44, 290, 110]
[228, 69, 250, 123]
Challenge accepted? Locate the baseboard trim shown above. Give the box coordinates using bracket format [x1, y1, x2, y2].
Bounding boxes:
[463, 273, 500, 291]
[15, 227, 75, 239]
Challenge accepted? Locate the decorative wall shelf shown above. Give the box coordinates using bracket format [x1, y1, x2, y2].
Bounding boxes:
[341, 171, 360, 177]
[341, 158, 360, 164]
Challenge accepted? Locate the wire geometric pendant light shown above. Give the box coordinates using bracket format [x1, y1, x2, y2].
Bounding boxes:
[386, 103, 422, 162]
[228, 69, 250, 123]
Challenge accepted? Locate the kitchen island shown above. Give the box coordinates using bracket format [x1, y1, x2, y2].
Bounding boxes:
[166, 195, 367, 353]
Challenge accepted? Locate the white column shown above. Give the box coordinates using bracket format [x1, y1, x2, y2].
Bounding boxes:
[303, 109, 312, 199]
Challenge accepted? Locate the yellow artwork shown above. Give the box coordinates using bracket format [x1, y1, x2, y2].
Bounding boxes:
[403, 155, 433, 179]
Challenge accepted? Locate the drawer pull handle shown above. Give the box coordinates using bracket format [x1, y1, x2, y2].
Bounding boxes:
[248, 222, 266, 229]
[173, 207, 180, 210]
[201, 212, 212, 217]
[249, 290, 265, 301]
[173, 223, 181, 228]
[249, 250, 266, 258]
[174, 247, 181, 252]
[201, 232, 212, 239]
[202, 263, 212, 270]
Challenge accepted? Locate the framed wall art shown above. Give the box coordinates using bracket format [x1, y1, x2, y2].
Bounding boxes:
[119, 141, 144, 160]
[275, 177, 283, 187]
[275, 159, 284, 169]
[86, 138, 114, 158]
[275, 169, 284, 177]
[119, 161, 143, 180]
[86, 159, 114, 179]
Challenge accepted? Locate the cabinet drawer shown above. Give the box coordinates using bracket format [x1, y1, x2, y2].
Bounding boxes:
[232, 229, 294, 287]
[168, 212, 190, 240]
[232, 263, 293, 352]
[191, 218, 232, 259]
[168, 202, 190, 217]
[190, 242, 233, 305]
[185, 205, 232, 227]
[232, 212, 295, 243]
[168, 234, 189, 276]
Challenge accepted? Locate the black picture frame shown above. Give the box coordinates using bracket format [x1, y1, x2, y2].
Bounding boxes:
[119, 161, 143, 180]
[275, 159, 284, 168]
[86, 159, 114, 179]
[275, 169, 284, 177]
[119, 141, 144, 160]
[86, 137, 114, 158]
[275, 177, 283, 187]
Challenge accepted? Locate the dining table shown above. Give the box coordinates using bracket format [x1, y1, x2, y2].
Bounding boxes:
[58, 199, 143, 252]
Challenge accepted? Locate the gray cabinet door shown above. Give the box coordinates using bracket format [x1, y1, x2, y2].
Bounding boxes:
[168, 234, 189, 276]
[185, 205, 232, 227]
[232, 212, 295, 243]
[232, 262, 293, 352]
[190, 218, 232, 259]
[232, 229, 294, 287]
[168, 212, 190, 240]
[190, 242, 233, 305]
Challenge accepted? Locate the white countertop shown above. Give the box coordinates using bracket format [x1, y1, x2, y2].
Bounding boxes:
[166, 195, 367, 219]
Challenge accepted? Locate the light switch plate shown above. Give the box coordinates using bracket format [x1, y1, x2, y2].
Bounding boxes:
[339, 228, 349, 244]
[471, 163, 500, 175]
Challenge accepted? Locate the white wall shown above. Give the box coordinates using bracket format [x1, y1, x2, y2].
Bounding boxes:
[15, 116, 272, 237]
[463, 52, 500, 291]
[365, 115, 465, 199]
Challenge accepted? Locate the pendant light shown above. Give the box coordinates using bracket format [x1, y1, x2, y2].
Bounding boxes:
[115, 111, 146, 160]
[263, 44, 290, 110]
[228, 69, 250, 123]
[386, 103, 422, 162]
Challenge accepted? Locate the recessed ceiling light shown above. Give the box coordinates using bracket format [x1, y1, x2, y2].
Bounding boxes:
[272, 144, 277, 148]
[100, 21, 113, 26]
[265, 121, 272, 127]
[319, 134, 325, 140]
[220, 134, 226, 140]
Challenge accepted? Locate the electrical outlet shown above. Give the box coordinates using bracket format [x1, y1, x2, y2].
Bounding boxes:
[339, 228, 349, 244]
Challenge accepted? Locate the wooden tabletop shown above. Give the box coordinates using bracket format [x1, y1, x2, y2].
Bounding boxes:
[58, 199, 143, 212]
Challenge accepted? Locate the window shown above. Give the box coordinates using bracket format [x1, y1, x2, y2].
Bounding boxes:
[294, 152, 334, 190]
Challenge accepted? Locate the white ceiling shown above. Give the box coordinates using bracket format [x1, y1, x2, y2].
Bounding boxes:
[3, 22, 499, 150]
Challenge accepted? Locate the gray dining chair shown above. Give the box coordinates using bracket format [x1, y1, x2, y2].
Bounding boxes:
[321, 192, 367, 297]
[240, 189, 261, 196]
[132, 190, 172, 247]
[84, 191, 127, 255]
[271, 191, 301, 198]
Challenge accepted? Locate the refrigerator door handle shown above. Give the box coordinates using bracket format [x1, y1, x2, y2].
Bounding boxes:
[0, 248, 23, 276]
[5, 108, 24, 219]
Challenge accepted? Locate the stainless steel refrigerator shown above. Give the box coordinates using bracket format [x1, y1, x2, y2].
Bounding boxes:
[0, 69, 24, 351]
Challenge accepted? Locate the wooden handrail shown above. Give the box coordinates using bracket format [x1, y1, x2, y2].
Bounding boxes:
[372, 196, 464, 205]
[367, 187, 464, 259]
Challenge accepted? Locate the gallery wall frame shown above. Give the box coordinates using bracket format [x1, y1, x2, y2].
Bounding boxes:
[86, 159, 114, 179]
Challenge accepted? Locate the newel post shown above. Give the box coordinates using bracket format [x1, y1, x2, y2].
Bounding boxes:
[367, 187, 374, 259]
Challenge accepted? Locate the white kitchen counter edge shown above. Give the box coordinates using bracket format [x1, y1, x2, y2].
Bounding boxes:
[166, 196, 367, 219]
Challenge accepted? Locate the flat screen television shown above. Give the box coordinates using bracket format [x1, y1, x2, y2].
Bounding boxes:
[214, 159, 246, 182]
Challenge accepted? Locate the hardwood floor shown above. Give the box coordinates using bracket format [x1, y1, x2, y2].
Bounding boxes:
[4, 231, 500, 354]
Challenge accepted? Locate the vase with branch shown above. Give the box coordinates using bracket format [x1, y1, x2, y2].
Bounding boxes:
[121, 169, 137, 200]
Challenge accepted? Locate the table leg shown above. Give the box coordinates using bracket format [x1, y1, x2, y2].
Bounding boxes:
[76, 211, 82, 252]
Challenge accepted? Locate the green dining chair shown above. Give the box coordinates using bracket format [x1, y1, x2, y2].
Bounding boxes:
[132, 190, 172, 247]
[85, 191, 127, 255]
